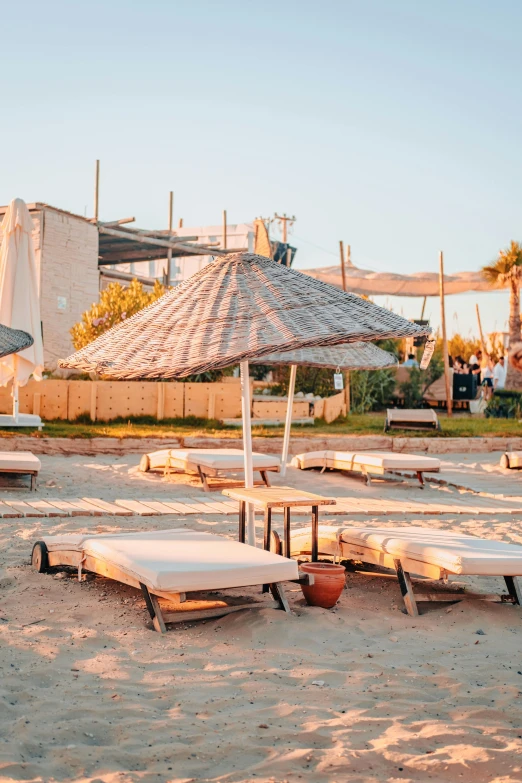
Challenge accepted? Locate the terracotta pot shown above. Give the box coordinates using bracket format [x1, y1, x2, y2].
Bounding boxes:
[299, 562, 346, 609]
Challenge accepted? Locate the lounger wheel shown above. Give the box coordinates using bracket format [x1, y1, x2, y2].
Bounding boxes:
[270, 530, 282, 555]
[139, 454, 151, 472]
[31, 541, 49, 573]
[500, 453, 511, 469]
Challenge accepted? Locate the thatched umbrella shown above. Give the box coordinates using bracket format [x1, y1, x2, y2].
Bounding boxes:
[0, 324, 34, 359]
[251, 342, 397, 476]
[60, 252, 429, 543]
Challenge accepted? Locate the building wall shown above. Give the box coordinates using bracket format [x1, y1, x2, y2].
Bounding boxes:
[38, 208, 99, 368]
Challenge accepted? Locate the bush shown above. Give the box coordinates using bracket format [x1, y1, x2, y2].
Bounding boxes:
[350, 368, 397, 413]
[485, 389, 522, 419]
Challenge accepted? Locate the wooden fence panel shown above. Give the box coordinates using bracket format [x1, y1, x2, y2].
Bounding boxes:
[184, 381, 241, 419]
[252, 399, 310, 419]
[68, 381, 92, 420]
[96, 382, 158, 421]
[163, 383, 184, 419]
[323, 391, 347, 423]
[21, 380, 69, 419]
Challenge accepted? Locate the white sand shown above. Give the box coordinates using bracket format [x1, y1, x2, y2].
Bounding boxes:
[1, 453, 522, 782]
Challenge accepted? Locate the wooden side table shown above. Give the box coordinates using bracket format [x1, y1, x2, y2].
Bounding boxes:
[222, 486, 336, 562]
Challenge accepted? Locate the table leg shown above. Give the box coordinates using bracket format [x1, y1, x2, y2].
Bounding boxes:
[284, 507, 291, 559]
[263, 507, 272, 552]
[239, 501, 246, 543]
[311, 505, 319, 562]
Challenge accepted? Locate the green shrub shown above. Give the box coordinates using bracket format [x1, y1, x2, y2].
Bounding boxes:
[350, 369, 397, 413]
[485, 390, 522, 419]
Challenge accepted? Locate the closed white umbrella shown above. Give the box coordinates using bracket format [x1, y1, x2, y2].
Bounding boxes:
[0, 199, 44, 427]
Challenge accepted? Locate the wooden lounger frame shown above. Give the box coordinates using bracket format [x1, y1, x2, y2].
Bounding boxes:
[0, 466, 38, 491]
[159, 454, 278, 492]
[336, 463, 438, 488]
[342, 539, 522, 616]
[32, 540, 301, 634]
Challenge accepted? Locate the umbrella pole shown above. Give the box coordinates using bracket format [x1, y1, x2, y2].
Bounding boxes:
[281, 364, 297, 478]
[240, 361, 256, 546]
[12, 356, 19, 423]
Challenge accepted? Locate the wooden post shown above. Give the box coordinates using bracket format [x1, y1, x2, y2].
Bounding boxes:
[94, 160, 100, 221]
[420, 296, 427, 320]
[339, 240, 347, 291]
[476, 303, 490, 358]
[439, 251, 452, 417]
[90, 382, 97, 423]
[346, 244, 351, 267]
[156, 383, 165, 421]
[178, 218, 183, 228]
[167, 191, 173, 285]
[344, 371, 350, 413]
[223, 209, 227, 249]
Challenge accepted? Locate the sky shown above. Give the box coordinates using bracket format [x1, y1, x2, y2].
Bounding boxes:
[1, 0, 520, 339]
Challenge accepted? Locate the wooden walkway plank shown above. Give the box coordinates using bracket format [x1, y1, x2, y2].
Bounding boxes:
[25, 499, 65, 517]
[4, 500, 45, 518]
[153, 498, 199, 514]
[59, 498, 104, 516]
[136, 500, 179, 515]
[114, 499, 156, 516]
[0, 501, 23, 518]
[82, 498, 132, 516]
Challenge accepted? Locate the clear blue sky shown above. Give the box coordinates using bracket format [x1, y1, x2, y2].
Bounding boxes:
[2, 0, 520, 339]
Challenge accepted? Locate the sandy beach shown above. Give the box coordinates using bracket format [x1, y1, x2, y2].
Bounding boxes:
[1, 452, 522, 783]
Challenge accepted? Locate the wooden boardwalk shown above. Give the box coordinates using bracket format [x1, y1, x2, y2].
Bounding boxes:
[1, 495, 522, 518]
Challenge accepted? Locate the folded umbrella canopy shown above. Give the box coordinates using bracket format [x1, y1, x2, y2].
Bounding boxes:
[251, 342, 398, 476]
[60, 252, 429, 543]
[0, 323, 34, 359]
[0, 199, 44, 427]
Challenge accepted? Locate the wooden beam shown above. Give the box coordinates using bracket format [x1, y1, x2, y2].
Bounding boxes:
[223, 209, 227, 249]
[99, 217, 136, 227]
[94, 160, 100, 221]
[98, 226, 226, 256]
[439, 251, 453, 417]
[339, 240, 347, 291]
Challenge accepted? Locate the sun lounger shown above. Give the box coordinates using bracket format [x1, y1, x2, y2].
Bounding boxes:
[0, 451, 41, 490]
[139, 448, 280, 491]
[291, 450, 440, 486]
[384, 408, 440, 431]
[500, 452, 522, 469]
[287, 525, 522, 616]
[31, 528, 299, 632]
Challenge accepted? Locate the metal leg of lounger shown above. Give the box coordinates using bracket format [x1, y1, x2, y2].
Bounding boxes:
[260, 469, 271, 487]
[361, 467, 372, 486]
[504, 576, 522, 605]
[284, 507, 291, 559]
[270, 582, 291, 613]
[311, 505, 319, 563]
[140, 582, 167, 634]
[239, 501, 246, 543]
[416, 471, 425, 488]
[31, 473, 37, 491]
[197, 465, 211, 492]
[393, 559, 419, 617]
[262, 508, 272, 593]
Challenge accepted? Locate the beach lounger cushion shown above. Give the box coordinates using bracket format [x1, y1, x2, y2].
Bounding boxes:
[40, 528, 298, 592]
[146, 448, 280, 472]
[289, 526, 522, 576]
[0, 452, 41, 472]
[292, 450, 440, 473]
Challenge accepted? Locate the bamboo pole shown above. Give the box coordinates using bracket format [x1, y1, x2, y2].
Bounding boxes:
[439, 251, 452, 417]
[223, 209, 227, 249]
[240, 361, 255, 545]
[280, 364, 297, 478]
[167, 191, 173, 285]
[476, 303, 489, 358]
[339, 241, 347, 291]
[94, 160, 100, 221]
[420, 296, 427, 320]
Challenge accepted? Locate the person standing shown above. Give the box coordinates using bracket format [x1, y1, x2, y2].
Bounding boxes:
[493, 356, 507, 391]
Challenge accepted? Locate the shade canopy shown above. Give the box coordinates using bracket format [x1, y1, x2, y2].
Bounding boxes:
[0, 198, 44, 387]
[60, 252, 429, 378]
[303, 264, 495, 297]
[0, 324, 34, 359]
[250, 342, 397, 370]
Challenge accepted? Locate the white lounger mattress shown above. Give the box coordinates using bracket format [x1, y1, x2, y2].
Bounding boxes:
[0, 452, 41, 471]
[149, 448, 280, 471]
[42, 528, 298, 592]
[289, 526, 522, 576]
[292, 450, 440, 472]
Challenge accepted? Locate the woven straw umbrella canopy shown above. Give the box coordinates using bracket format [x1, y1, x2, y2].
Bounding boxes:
[0, 324, 34, 359]
[60, 253, 429, 545]
[250, 342, 398, 476]
[59, 253, 428, 379]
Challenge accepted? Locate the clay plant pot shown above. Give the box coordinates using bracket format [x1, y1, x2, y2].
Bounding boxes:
[299, 562, 346, 609]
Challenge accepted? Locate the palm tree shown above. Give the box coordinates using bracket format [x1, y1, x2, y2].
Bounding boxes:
[482, 241, 522, 389]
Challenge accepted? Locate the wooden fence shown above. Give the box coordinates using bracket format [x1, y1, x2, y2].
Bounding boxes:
[0, 378, 243, 422]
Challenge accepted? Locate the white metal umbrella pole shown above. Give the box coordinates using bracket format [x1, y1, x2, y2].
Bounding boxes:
[12, 356, 19, 423]
[240, 360, 256, 545]
[280, 363, 297, 478]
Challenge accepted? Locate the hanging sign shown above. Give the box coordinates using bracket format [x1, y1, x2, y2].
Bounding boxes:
[420, 338, 436, 370]
[334, 372, 344, 390]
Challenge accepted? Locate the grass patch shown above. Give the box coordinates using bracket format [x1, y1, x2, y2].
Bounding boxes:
[0, 412, 520, 439]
